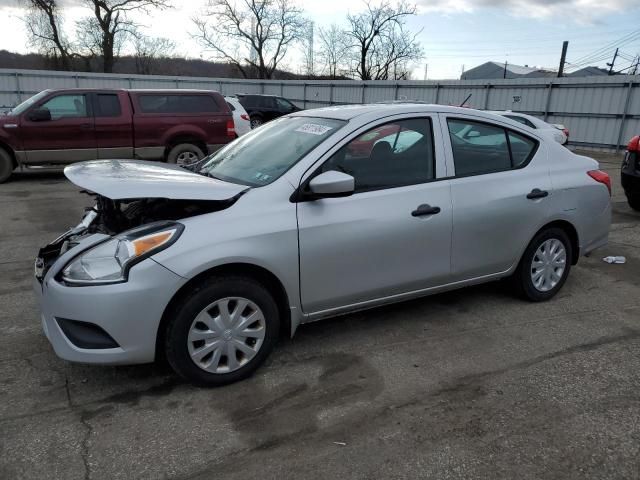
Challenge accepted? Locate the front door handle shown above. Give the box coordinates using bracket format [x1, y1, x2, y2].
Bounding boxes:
[412, 204, 441, 217]
[527, 188, 549, 200]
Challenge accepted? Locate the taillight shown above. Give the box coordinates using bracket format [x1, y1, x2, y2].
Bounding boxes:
[627, 135, 640, 152]
[587, 170, 611, 196]
[563, 128, 569, 138]
[226, 119, 235, 137]
[240, 114, 249, 121]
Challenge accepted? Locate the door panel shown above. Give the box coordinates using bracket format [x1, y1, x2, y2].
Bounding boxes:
[442, 115, 552, 280]
[298, 183, 452, 313]
[92, 92, 134, 159]
[298, 115, 452, 314]
[21, 93, 96, 164]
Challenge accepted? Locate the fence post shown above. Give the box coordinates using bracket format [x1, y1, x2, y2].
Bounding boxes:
[280, 82, 284, 97]
[615, 80, 635, 153]
[14, 72, 22, 102]
[543, 81, 553, 121]
[394, 82, 399, 100]
[128, 77, 133, 89]
[261, 82, 265, 94]
[218, 81, 222, 93]
[434, 83, 440, 104]
[303, 83, 307, 109]
[329, 83, 334, 105]
[361, 83, 366, 104]
[74, 74, 80, 88]
[175, 79, 180, 89]
[483, 84, 491, 109]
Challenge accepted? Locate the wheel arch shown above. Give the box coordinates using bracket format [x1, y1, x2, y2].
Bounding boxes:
[155, 262, 291, 361]
[531, 219, 580, 265]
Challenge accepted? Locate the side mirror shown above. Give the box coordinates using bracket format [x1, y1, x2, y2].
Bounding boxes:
[308, 170, 355, 198]
[28, 107, 51, 122]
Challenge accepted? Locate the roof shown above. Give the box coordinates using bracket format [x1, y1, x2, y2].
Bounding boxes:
[291, 103, 507, 121]
[568, 66, 609, 77]
[489, 61, 539, 75]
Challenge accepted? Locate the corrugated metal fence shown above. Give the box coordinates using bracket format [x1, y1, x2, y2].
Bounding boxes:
[2, 68, 640, 150]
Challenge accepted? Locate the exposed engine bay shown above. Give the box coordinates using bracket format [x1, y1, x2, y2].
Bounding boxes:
[35, 192, 240, 281]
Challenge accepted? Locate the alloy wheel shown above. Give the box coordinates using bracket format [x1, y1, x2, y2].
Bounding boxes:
[176, 151, 200, 166]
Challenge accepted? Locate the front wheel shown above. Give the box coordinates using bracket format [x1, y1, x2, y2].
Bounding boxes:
[164, 276, 280, 387]
[512, 228, 572, 301]
[0, 148, 14, 183]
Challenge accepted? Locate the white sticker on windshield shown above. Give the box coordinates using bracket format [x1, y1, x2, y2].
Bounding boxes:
[295, 123, 333, 135]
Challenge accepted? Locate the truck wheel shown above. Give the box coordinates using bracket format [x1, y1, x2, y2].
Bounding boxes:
[167, 143, 205, 166]
[0, 148, 14, 183]
[627, 194, 640, 212]
[164, 275, 280, 387]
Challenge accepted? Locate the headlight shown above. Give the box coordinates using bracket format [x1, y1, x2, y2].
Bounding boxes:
[61, 222, 183, 285]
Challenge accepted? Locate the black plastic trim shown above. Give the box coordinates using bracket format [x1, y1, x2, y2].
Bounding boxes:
[56, 318, 119, 349]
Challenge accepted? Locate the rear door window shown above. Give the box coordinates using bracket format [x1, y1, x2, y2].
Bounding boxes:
[447, 118, 538, 176]
[138, 94, 220, 114]
[95, 94, 121, 117]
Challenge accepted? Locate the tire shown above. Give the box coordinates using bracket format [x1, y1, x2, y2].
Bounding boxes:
[0, 148, 14, 183]
[164, 276, 280, 387]
[250, 116, 263, 129]
[627, 193, 640, 212]
[166, 143, 205, 166]
[512, 227, 572, 302]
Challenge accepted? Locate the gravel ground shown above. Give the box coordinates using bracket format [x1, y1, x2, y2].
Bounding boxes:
[1, 150, 639, 480]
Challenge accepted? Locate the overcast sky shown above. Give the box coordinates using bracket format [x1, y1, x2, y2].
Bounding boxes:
[1, 0, 640, 79]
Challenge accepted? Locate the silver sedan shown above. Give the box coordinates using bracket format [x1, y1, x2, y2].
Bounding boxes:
[34, 104, 611, 386]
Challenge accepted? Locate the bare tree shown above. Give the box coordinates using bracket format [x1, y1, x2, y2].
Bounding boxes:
[317, 24, 349, 78]
[345, 0, 422, 80]
[76, 0, 172, 73]
[133, 35, 175, 74]
[23, 0, 75, 70]
[192, 0, 308, 79]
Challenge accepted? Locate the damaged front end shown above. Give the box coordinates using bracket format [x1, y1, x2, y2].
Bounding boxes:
[35, 193, 241, 283]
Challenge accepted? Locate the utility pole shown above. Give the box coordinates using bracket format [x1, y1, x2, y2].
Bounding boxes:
[607, 48, 619, 75]
[557, 40, 569, 77]
[461, 64, 465, 79]
[423, 63, 428, 80]
[503, 60, 508, 79]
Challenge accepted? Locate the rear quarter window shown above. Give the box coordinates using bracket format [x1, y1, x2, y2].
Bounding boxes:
[138, 94, 221, 114]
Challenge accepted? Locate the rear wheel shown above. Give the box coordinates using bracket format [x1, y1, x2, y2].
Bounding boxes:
[250, 116, 263, 129]
[164, 276, 280, 387]
[627, 193, 640, 211]
[0, 148, 14, 183]
[512, 228, 572, 301]
[167, 143, 205, 166]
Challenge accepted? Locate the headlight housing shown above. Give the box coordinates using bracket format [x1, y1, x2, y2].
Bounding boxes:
[61, 221, 183, 285]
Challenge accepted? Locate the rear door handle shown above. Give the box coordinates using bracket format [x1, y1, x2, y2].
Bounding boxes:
[527, 188, 549, 200]
[412, 204, 441, 217]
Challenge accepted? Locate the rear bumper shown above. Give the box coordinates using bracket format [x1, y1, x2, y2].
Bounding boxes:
[621, 171, 640, 196]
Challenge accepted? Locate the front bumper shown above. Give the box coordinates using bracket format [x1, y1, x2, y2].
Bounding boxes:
[34, 236, 186, 365]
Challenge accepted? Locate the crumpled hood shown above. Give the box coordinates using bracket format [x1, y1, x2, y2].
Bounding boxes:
[64, 159, 249, 200]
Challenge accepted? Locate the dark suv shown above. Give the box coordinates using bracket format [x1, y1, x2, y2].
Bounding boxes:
[237, 94, 300, 128]
[622, 135, 640, 211]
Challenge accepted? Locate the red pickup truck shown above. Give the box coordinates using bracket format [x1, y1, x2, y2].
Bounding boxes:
[0, 88, 235, 182]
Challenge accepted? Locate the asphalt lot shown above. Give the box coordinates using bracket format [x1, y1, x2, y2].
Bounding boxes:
[1, 151, 639, 480]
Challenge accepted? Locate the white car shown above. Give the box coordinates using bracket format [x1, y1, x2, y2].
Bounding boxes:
[224, 96, 251, 137]
[490, 111, 569, 145]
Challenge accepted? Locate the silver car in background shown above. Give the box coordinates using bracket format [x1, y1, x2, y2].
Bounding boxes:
[34, 104, 611, 386]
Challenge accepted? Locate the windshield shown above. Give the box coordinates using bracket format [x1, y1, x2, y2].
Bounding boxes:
[9, 90, 50, 116]
[200, 116, 346, 186]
